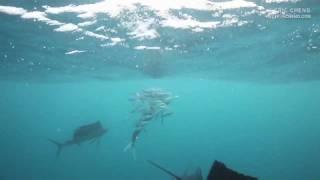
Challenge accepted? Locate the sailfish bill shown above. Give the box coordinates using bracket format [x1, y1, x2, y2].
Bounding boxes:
[148, 160, 182, 180]
[148, 160, 203, 180]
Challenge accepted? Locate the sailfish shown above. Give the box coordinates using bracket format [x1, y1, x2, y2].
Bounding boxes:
[49, 121, 107, 156]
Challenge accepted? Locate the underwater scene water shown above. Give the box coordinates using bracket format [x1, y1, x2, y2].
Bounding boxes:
[0, 0, 320, 180]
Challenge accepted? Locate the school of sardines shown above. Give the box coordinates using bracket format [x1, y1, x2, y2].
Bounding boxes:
[49, 88, 178, 157]
[49, 88, 258, 180]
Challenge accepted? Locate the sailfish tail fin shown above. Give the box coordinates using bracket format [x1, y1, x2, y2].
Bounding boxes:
[123, 142, 137, 160]
[147, 160, 182, 180]
[123, 142, 132, 152]
[48, 139, 64, 157]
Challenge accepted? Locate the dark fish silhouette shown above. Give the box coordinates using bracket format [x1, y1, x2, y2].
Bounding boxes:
[148, 160, 203, 180]
[49, 121, 107, 156]
[207, 160, 258, 180]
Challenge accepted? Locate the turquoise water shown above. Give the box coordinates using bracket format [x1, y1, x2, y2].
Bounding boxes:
[1, 80, 319, 179]
[1, 0, 320, 180]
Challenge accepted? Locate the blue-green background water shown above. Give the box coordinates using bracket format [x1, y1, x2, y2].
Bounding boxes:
[1, 79, 319, 180]
[1, 0, 320, 179]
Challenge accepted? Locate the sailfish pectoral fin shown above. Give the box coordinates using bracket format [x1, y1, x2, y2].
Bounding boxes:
[147, 160, 182, 180]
